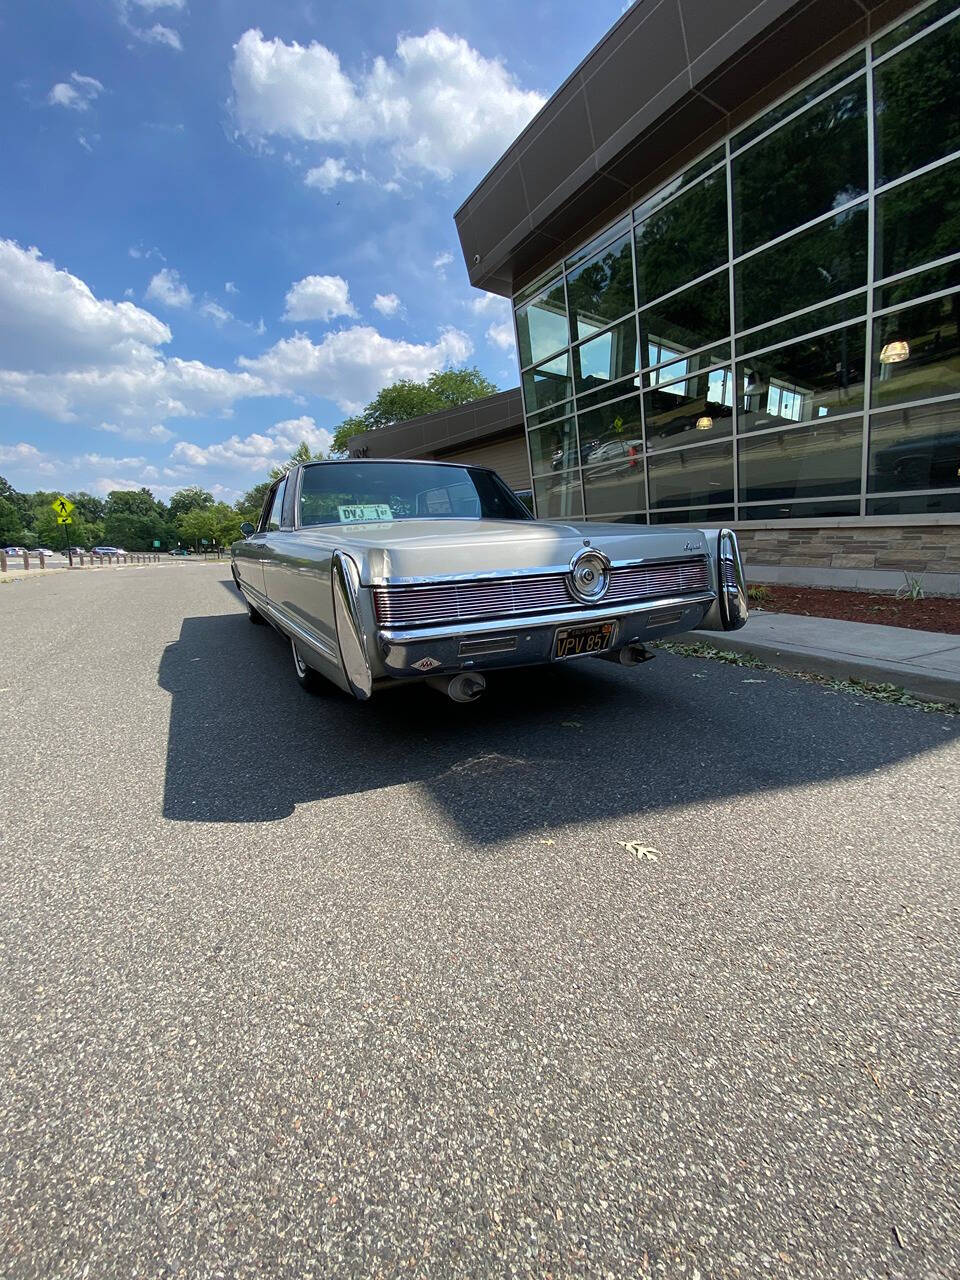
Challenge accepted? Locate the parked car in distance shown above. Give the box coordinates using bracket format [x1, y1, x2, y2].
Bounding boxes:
[92, 545, 121, 556]
[34, 548, 56, 558]
[231, 459, 747, 702]
[66, 546, 85, 556]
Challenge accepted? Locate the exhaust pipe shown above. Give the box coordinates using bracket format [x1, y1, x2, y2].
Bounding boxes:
[616, 643, 655, 666]
[425, 671, 487, 702]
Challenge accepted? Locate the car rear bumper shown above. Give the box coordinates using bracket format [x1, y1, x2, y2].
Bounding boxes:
[376, 591, 715, 676]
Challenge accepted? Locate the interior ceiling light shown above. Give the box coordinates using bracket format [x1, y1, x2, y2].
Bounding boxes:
[695, 415, 713, 429]
[879, 339, 910, 364]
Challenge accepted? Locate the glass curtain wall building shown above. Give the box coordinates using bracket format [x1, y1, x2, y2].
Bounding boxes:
[514, 0, 960, 524]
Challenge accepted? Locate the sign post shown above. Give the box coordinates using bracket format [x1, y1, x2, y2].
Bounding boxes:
[51, 496, 75, 565]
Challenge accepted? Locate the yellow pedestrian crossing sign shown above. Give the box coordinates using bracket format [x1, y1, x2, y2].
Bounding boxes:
[51, 495, 74, 519]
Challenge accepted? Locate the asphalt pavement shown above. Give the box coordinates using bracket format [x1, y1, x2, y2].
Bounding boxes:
[1, 562, 958, 1279]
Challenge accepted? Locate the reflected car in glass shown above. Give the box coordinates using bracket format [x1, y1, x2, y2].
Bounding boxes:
[231, 459, 747, 702]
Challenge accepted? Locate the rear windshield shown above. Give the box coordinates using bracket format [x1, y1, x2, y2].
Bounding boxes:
[298, 462, 532, 526]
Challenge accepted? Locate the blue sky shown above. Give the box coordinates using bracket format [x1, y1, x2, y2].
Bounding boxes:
[0, 0, 628, 502]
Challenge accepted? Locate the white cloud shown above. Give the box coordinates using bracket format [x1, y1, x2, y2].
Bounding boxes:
[171, 415, 333, 471]
[131, 0, 185, 9]
[0, 239, 268, 424]
[240, 325, 471, 412]
[230, 27, 545, 181]
[304, 157, 366, 192]
[97, 421, 175, 442]
[432, 251, 454, 273]
[225, 281, 238, 294]
[146, 267, 192, 309]
[200, 300, 232, 325]
[76, 452, 147, 468]
[48, 72, 104, 111]
[0, 442, 45, 465]
[372, 292, 400, 317]
[283, 273, 356, 323]
[470, 291, 509, 316]
[486, 320, 515, 351]
[118, 2, 182, 50]
[142, 24, 182, 50]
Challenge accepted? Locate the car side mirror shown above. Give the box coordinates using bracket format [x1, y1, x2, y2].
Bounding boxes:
[240, 522, 255, 538]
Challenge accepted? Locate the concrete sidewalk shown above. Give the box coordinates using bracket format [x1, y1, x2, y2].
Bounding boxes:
[680, 611, 960, 704]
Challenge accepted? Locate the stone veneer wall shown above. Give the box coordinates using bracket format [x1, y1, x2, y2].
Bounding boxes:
[735, 524, 960, 574]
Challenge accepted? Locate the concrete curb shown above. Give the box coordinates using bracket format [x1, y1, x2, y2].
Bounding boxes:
[675, 627, 960, 706]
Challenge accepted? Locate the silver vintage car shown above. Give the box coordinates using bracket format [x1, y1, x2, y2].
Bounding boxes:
[231, 459, 747, 702]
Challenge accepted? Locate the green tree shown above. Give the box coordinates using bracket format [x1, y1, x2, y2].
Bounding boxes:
[168, 486, 215, 519]
[330, 366, 498, 451]
[102, 488, 167, 551]
[237, 480, 271, 515]
[0, 496, 24, 545]
[177, 502, 244, 550]
[269, 439, 323, 480]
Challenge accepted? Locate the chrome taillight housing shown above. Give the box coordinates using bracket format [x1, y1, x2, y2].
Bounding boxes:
[698, 528, 748, 631]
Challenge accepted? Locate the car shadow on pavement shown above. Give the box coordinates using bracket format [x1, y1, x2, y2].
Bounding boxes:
[157, 592, 960, 838]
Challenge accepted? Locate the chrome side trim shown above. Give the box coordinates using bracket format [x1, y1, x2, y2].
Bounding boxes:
[718, 528, 749, 630]
[332, 550, 373, 700]
[367, 550, 707, 587]
[378, 591, 715, 643]
[243, 582, 339, 664]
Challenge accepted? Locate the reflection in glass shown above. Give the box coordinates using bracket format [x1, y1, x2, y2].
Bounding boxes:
[533, 469, 584, 519]
[867, 490, 960, 514]
[644, 346, 730, 389]
[741, 499, 860, 519]
[735, 205, 868, 331]
[650, 506, 735, 524]
[528, 418, 578, 476]
[875, 157, 960, 281]
[737, 324, 866, 431]
[632, 149, 724, 223]
[647, 441, 734, 509]
[644, 367, 734, 450]
[872, 291, 960, 406]
[731, 54, 864, 150]
[573, 317, 639, 397]
[516, 279, 567, 368]
[736, 294, 866, 356]
[738, 419, 864, 502]
[868, 400, 960, 492]
[875, 258, 960, 311]
[874, 12, 960, 183]
[575, 374, 641, 412]
[639, 271, 729, 368]
[565, 216, 631, 271]
[583, 454, 646, 516]
[733, 79, 867, 255]
[635, 171, 728, 304]
[566, 231, 636, 340]
[874, 0, 957, 56]
[522, 352, 572, 415]
[577, 395, 643, 465]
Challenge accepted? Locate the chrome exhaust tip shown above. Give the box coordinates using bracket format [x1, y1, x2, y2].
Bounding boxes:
[617, 643, 655, 666]
[425, 671, 487, 702]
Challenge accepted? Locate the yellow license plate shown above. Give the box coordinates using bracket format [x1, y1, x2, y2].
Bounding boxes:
[554, 620, 618, 660]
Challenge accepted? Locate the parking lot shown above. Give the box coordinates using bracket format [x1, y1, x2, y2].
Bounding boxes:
[1, 561, 958, 1279]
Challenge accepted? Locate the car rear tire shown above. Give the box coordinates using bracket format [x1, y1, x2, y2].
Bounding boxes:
[245, 596, 265, 624]
[291, 638, 326, 693]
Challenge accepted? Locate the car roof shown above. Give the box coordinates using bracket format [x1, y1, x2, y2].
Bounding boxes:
[300, 457, 494, 473]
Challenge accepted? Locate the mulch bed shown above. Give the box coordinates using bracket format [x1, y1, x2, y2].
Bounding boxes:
[750, 583, 960, 635]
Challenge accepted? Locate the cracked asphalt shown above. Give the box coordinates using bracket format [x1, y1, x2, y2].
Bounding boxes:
[1, 561, 958, 1279]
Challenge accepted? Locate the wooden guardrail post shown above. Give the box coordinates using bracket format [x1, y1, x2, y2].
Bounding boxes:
[22, 550, 29, 570]
[0, 549, 7, 573]
[38, 552, 45, 568]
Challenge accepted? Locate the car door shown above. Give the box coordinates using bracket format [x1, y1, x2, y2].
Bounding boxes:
[236, 480, 283, 601]
[259, 473, 290, 611]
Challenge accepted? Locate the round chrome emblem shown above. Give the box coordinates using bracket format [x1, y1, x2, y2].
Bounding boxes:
[568, 547, 610, 604]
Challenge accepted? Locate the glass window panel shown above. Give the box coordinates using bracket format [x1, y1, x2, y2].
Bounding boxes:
[573, 317, 639, 397]
[528, 417, 578, 476]
[736, 294, 867, 356]
[731, 54, 864, 150]
[733, 79, 867, 255]
[565, 216, 631, 272]
[867, 490, 960, 514]
[533, 469, 584, 519]
[516, 279, 567, 368]
[647, 441, 734, 509]
[522, 352, 572, 415]
[644, 367, 734, 451]
[874, 0, 958, 59]
[632, 148, 724, 224]
[583, 455, 646, 517]
[575, 373, 642, 412]
[876, 158, 960, 284]
[527, 400, 573, 428]
[868, 399, 960, 492]
[577, 395, 643, 466]
[738, 419, 864, 502]
[566, 231, 636, 341]
[875, 257, 960, 310]
[593, 512, 649, 524]
[872, 291, 960, 407]
[874, 13, 960, 184]
[735, 205, 868, 331]
[737, 325, 866, 432]
[644, 346, 730, 389]
[639, 271, 730, 367]
[650, 506, 735, 524]
[514, 267, 560, 308]
[740, 499, 861, 519]
[265, 477, 286, 531]
[635, 171, 728, 304]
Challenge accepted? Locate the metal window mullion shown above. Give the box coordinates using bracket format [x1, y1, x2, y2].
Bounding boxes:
[732, 195, 868, 267]
[513, 291, 539, 516]
[874, 145, 960, 196]
[562, 270, 588, 522]
[735, 288, 867, 351]
[632, 160, 726, 227]
[628, 213, 651, 524]
[643, 336, 731, 376]
[870, 389, 960, 415]
[636, 264, 728, 314]
[874, 248, 960, 290]
[871, 2, 960, 67]
[860, 40, 878, 516]
[875, 281, 960, 319]
[740, 409, 865, 442]
[725, 137, 739, 521]
[732, 65, 866, 158]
